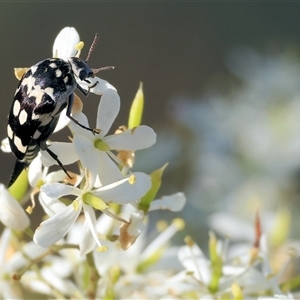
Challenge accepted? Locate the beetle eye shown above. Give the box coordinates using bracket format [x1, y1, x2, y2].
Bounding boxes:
[79, 69, 88, 80]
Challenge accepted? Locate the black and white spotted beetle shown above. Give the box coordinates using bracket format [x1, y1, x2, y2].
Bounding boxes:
[7, 33, 113, 187]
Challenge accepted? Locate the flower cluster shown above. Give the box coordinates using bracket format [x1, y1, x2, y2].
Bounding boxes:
[0, 27, 299, 299]
[0, 27, 187, 299]
[168, 46, 300, 299]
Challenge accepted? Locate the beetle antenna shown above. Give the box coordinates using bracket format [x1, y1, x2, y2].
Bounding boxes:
[85, 33, 99, 62]
[92, 66, 115, 74]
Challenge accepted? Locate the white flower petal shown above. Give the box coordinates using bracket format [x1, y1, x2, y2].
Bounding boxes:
[73, 134, 99, 187]
[52, 27, 79, 59]
[41, 142, 78, 167]
[40, 267, 78, 295]
[1, 138, 11, 153]
[149, 193, 186, 212]
[178, 244, 211, 284]
[79, 204, 99, 256]
[44, 170, 69, 183]
[6, 241, 47, 273]
[258, 295, 294, 300]
[39, 191, 67, 217]
[96, 212, 115, 236]
[96, 89, 120, 137]
[65, 220, 84, 245]
[0, 184, 30, 230]
[93, 172, 151, 204]
[104, 125, 156, 150]
[46, 255, 73, 278]
[41, 182, 80, 199]
[21, 271, 53, 295]
[0, 282, 20, 299]
[28, 155, 43, 187]
[209, 212, 254, 241]
[79, 218, 95, 257]
[77, 77, 117, 95]
[0, 229, 12, 265]
[34, 202, 82, 247]
[69, 112, 94, 138]
[92, 239, 117, 275]
[96, 151, 123, 186]
[0, 282, 23, 299]
[54, 108, 70, 133]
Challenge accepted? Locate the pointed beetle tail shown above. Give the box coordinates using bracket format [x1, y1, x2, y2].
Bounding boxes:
[8, 160, 27, 188]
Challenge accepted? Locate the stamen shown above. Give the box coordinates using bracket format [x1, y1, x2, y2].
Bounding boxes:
[75, 41, 84, 51]
[96, 245, 108, 252]
[103, 208, 129, 224]
[128, 174, 136, 184]
[75, 41, 84, 58]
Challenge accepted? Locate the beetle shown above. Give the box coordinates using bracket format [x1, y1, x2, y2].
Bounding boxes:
[7, 33, 113, 187]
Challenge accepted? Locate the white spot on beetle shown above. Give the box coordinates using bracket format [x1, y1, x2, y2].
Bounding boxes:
[55, 69, 62, 77]
[7, 124, 13, 139]
[44, 87, 54, 96]
[32, 113, 40, 120]
[36, 93, 43, 105]
[21, 76, 34, 92]
[31, 65, 38, 74]
[13, 101, 21, 116]
[49, 62, 57, 68]
[14, 136, 27, 153]
[19, 110, 28, 125]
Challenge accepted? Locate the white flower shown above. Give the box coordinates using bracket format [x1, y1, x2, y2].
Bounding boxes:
[21, 259, 80, 297]
[4, 234, 81, 298]
[33, 172, 151, 256]
[119, 209, 145, 250]
[26, 152, 82, 214]
[70, 88, 157, 186]
[0, 184, 29, 230]
[53, 27, 116, 95]
[178, 242, 212, 286]
[0, 230, 31, 299]
[93, 218, 185, 299]
[28, 149, 78, 189]
[177, 233, 293, 299]
[52, 27, 80, 60]
[258, 294, 294, 300]
[0, 230, 77, 299]
[51, 27, 117, 133]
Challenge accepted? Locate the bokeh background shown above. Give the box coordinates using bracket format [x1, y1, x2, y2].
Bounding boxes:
[1, 2, 300, 246]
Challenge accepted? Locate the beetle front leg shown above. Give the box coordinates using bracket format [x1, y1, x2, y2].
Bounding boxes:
[66, 93, 100, 134]
[77, 81, 98, 97]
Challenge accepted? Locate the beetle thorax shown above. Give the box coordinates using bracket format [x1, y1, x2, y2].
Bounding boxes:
[68, 57, 94, 81]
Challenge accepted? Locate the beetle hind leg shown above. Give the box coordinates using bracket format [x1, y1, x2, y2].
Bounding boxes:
[66, 93, 100, 134]
[44, 147, 72, 180]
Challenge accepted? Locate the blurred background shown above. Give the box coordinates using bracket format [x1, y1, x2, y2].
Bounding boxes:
[1, 2, 300, 246]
